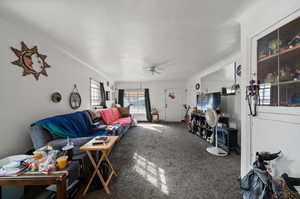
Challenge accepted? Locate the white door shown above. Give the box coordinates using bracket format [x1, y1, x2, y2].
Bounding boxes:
[164, 88, 185, 122]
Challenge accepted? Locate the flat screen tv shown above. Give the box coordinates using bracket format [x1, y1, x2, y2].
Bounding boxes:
[197, 92, 221, 111]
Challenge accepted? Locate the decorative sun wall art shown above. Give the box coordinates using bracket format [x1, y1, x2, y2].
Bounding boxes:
[10, 41, 50, 80]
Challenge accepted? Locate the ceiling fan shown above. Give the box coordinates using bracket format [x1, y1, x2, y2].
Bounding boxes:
[143, 60, 170, 75]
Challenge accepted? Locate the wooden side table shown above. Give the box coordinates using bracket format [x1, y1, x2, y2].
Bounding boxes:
[151, 112, 160, 122]
[0, 172, 67, 199]
[80, 136, 118, 195]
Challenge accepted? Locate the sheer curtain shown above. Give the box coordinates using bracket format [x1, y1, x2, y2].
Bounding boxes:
[123, 89, 146, 121]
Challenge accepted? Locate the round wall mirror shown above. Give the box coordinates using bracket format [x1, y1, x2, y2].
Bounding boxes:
[69, 92, 81, 110]
[51, 92, 62, 103]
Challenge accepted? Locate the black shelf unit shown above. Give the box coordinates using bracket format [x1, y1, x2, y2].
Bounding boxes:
[214, 127, 238, 152]
[189, 113, 237, 152]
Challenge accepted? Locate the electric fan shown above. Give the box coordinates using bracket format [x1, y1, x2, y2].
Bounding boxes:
[205, 108, 228, 157]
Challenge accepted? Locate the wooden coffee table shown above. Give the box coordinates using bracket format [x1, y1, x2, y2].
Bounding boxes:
[80, 136, 118, 195]
[0, 172, 67, 199]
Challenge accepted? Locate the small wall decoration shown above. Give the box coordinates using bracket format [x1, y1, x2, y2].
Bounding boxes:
[51, 92, 62, 103]
[69, 84, 81, 110]
[168, 92, 176, 99]
[10, 41, 50, 80]
[195, 83, 200, 90]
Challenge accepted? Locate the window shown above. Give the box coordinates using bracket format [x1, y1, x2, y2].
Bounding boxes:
[259, 83, 271, 105]
[124, 89, 146, 114]
[90, 79, 102, 106]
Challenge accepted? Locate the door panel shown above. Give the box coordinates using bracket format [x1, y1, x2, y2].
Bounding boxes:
[165, 88, 184, 122]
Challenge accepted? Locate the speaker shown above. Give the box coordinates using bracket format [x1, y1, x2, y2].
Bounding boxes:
[221, 87, 227, 96]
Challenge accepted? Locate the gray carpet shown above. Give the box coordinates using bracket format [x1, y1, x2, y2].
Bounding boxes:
[86, 122, 241, 199]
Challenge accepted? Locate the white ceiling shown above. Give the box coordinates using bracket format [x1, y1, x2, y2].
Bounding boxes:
[0, 0, 258, 81]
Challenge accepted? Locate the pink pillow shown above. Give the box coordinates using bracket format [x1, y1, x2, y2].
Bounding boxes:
[99, 109, 112, 124]
[99, 108, 121, 125]
[112, 117, 132, 125]
[111, 108, 121, 121]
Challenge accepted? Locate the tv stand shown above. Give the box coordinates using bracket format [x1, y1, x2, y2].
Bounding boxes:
[189, 112, 237, 152]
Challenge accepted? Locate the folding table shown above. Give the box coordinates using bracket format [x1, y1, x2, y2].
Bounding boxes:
[80, 136, 118, 195]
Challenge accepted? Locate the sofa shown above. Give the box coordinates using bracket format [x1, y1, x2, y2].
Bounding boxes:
[26, 108, 132, 195]
[29, 108, 133, 153]
[98, 108, 132, 137]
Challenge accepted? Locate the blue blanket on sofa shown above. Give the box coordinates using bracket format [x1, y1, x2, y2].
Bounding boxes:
[35, 112, 107, 138]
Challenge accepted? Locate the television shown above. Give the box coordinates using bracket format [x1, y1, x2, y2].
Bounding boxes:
[197, 92, 221, 111]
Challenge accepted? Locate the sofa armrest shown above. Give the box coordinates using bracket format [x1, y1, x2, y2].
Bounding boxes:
[48, 137, 93, 150]
[28, 126, 54, 150]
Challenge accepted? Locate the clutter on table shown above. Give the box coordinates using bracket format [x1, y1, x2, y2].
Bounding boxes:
[0, 141, 74, 176]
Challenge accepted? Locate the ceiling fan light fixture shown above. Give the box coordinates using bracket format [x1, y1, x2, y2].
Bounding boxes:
[143, 59, 171, 75]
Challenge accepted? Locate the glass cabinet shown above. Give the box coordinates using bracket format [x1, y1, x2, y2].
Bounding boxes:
[257, 17, 300, 107]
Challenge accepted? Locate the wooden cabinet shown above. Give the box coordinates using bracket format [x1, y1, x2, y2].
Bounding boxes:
[257, 17, 300, 106]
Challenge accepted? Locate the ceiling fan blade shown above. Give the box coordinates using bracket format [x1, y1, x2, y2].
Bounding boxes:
[144, 57, 156, 65]
[144, 58, 173, 66]
[156, 66, 165, 71]
[155, 60, 171, 66]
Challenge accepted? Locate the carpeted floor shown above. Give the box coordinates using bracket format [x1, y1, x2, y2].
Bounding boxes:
[86, 122, 241, 199]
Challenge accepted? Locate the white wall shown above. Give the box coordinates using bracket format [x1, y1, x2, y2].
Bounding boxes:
[186, 52, 240, 107]
[239, 0, 300, 178]
[220, 94, 241, 144]
[0, 18, 111, 158]
[116, 80, 187, 121]
[201, 64, 235, 93]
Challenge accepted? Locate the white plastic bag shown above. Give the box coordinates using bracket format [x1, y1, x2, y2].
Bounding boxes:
[132, 118, 138, 127]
